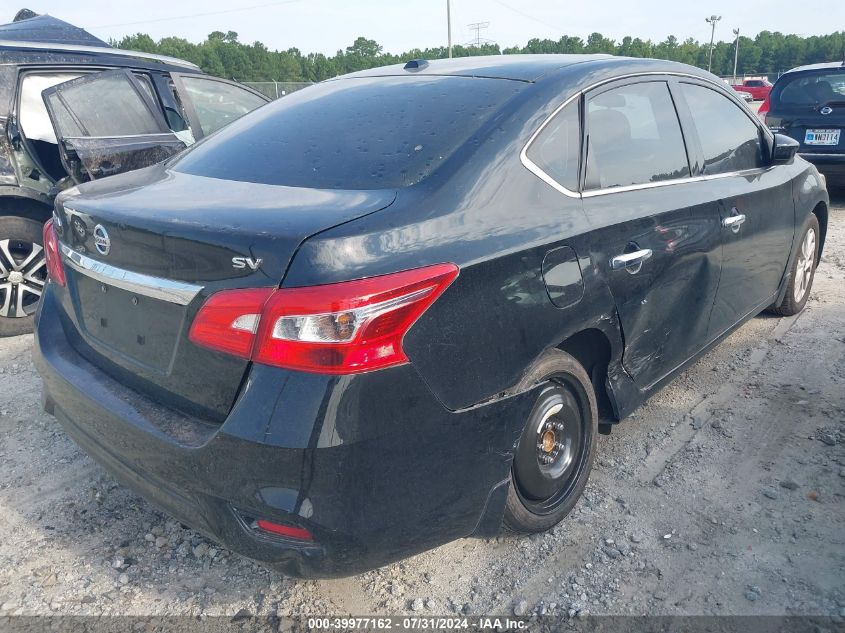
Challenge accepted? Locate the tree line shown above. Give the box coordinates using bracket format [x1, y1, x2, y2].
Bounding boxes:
[112, 29, 845, 83]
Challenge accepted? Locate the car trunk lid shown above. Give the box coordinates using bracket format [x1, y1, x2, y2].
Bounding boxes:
[53, 165, 396, 420]
[769, 104, 845, 154]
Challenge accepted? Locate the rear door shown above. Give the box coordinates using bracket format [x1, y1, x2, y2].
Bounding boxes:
[582, 77, 724, 388]
[673, 80, 795, 337]
[170, 73, 269, 139]
[41, 69, 186, 183]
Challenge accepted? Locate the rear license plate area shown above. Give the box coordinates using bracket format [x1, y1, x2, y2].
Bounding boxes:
[804, 129, 840, 146]
[73, 273, 185, 371]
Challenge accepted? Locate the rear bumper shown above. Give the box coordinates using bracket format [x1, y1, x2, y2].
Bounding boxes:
[34, 286, 531, 577]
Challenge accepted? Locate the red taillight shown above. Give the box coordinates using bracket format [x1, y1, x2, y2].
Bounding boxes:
[189, 263, 459, 374]
[188, 287, 274, 358]
[758, 93, 771, 120]
[254, 519, 313, 541]
[42, 219, 66, 286]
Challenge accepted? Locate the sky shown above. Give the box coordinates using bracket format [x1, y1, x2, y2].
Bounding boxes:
[13, 0, 845, 55]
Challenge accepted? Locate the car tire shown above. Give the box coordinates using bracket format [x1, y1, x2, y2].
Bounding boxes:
[770, 214, 820, 317]
[0, 215, 48, 337]
[502, 350, 598, 534]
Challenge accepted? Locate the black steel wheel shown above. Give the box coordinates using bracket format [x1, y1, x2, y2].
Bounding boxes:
[503, 350, 597, 533]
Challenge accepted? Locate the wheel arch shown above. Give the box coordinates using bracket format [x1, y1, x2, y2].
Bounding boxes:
[812, 200, 827, 262]
[556, 328, 615, 422]
[773, 200, 826, 308]
[0, 192, 53, 223]
[511, 326, 622, 424]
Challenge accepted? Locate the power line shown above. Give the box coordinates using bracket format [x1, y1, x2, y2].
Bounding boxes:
[92, 0, 304, 29]
[489, 0, 563, 35]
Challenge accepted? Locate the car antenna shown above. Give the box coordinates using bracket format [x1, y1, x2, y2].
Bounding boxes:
[404, 59, 429, 72]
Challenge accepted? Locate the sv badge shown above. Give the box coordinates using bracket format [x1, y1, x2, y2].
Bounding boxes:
[232, 256, 263, 271]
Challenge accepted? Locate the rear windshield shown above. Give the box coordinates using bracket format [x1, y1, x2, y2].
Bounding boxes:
[172, 75, 523, 189]
[773, 71, 845, 107]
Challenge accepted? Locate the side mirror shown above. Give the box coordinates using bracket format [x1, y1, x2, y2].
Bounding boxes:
[771, 133, 799, 165]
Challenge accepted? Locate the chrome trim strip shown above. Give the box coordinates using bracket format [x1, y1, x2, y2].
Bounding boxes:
[0, 40, 201, 70]
[63, 133, 178, 141]
[520, 70, 768, 198]
[60, 244, 203, 306]
[580, 168, 768, 197]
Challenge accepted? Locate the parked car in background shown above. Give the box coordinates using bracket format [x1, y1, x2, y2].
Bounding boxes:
[0, 10, 268, 335]
[761, 61, 845, 181]
[35, 55, 828, 577]
[723, 79, 753, 103]
[731, 78, 772, 100]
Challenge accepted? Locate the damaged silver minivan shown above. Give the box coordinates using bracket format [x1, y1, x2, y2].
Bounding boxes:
[0, 10, 268, 335]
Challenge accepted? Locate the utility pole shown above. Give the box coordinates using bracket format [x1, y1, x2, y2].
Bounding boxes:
[732, 28, 740, 83]
[467, 21, 490, 47]
[447, 0, 452, 58]
[705, 14, 721, 73]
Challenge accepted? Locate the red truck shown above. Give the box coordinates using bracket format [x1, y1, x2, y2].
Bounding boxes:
[730, 78, 773, 100]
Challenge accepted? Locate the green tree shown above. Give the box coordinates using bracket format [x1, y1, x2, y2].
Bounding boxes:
[111, 28, 845, 84]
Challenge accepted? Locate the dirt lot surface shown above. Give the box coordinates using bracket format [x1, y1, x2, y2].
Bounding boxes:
[0, 190, 843, 621]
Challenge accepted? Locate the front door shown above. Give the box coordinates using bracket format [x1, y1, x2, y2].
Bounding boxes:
[582, 78, 724, 389]
[672, 81, 795, 336]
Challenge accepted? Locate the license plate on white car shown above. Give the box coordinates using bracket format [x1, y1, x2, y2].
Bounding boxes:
[804, 129, 840, 145]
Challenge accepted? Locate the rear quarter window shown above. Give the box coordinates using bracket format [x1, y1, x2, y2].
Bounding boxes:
[173, 75, 524, 189]
[525, 100, 580, 191]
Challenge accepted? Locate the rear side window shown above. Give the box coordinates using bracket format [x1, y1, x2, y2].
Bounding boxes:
[173, 75, 523, 189]
[525, 100, 580, 191]
[46, 72, 163, 137]
[678, 83, 763, 174]
[585, 82, 689, 190]
[774, 71, 845, 107]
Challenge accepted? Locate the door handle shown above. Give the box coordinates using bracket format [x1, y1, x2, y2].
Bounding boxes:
[610, 248, 653, 271]
[722, 209, 747, 233]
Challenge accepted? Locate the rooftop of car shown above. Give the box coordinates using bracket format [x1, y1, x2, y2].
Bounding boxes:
[781, 61, 845, 75]
[337, 54, 725, 88]
[0, 12, 108, 46]
[0, 13, 200, 70]
[339, 54, 616, 82]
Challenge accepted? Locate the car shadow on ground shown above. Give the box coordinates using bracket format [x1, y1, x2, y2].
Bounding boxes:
[826, 183, 845, 207]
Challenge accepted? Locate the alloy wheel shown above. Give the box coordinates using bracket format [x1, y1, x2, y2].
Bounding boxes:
[793, 226, 816, 304]
[0, 238, 47, 318]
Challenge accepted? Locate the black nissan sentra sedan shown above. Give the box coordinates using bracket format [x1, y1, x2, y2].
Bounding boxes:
[34, 55, 829, 577]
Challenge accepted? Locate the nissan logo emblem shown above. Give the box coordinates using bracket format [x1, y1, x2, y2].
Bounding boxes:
[93, 224, 111, 256]
[820, 106, 833, 115]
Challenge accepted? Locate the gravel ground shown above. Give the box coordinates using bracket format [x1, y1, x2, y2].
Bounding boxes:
[0, 189, 843, 620]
